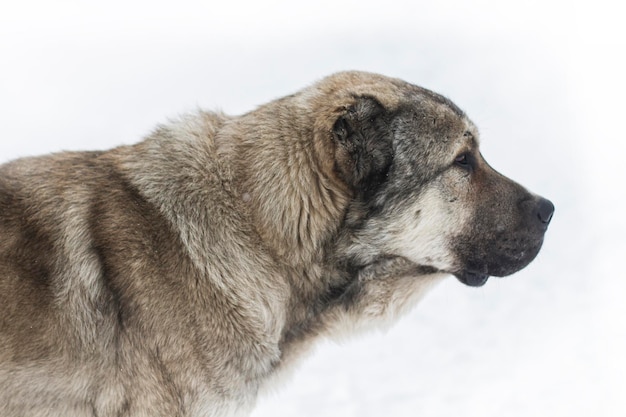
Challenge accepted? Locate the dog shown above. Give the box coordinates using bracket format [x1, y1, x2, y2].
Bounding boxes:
[0, 71, 553, 416]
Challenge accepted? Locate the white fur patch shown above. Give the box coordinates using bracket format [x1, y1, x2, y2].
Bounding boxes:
[382, 187, 470, 273]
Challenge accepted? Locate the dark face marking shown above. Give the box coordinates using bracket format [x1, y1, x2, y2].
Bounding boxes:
[451, 154, 554, 286]
[332, 96, 394, 200]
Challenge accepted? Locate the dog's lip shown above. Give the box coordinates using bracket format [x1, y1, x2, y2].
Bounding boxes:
[453, 271, 490, 287]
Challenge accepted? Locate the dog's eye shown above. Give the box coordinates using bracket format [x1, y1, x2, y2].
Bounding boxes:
[454, 153, 470, 168]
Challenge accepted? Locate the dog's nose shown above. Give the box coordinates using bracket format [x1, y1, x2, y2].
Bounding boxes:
[536, 197, 555, 225]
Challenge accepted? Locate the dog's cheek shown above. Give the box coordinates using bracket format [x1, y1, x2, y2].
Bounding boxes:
[380, 189, 469, 271]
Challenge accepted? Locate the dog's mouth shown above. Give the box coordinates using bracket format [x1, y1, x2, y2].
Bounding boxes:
[355, 256, 492, 287]
[453, 271, 490, 287]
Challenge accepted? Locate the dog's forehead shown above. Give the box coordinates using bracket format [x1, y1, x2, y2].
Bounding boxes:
[402, 84, 464, 116]
[395, 93, 478, 144]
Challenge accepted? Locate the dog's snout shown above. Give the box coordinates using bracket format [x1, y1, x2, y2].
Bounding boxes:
[536, 197, 555, 225]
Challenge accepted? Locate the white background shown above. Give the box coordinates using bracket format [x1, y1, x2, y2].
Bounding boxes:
[1, 1, 624, 416]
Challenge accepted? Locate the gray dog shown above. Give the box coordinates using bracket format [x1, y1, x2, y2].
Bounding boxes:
[0, 71, 553, 416]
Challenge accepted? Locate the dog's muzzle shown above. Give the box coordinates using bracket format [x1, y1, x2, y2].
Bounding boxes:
[454, 196, 555, 288]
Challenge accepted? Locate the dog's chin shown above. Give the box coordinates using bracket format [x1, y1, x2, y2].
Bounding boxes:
[453, 271, 490, 287]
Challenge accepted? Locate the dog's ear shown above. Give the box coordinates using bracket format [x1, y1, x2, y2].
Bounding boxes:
[332, 96, 394, 198]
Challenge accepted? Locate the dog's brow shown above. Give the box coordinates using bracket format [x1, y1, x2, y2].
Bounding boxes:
[463, 131, 478, 147]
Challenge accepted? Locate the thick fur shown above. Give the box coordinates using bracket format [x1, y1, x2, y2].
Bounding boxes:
[0, 71, 553, 416]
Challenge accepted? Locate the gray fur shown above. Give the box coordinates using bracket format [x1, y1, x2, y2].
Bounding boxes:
[0, 71, 553, 416]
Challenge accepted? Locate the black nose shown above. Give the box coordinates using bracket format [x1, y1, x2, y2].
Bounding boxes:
[536, 197, 555, 225]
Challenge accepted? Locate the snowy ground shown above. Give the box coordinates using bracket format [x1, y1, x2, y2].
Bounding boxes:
[1, 1, 624, 416]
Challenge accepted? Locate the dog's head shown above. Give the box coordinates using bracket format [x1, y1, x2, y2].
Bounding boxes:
[313, 72, 553, 287]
